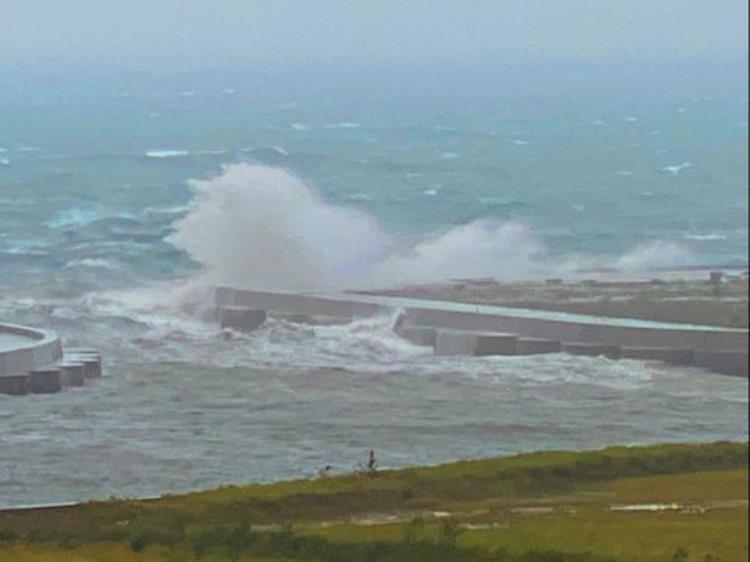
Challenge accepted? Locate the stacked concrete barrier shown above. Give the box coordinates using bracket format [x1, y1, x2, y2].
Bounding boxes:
[214, 287, 748, 377]
[219, 306, 267, 332]
[620, 347, 695, 366]
[1, 322, 102, 395]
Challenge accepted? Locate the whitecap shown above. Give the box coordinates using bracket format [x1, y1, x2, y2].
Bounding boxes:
[440, 152, 459, 159]
[683, 233, 727, 241]
[661, 161, 692, 175]
[0, 158, 9, 166]
[145, 150, 190, 159]
[224, 88, 237, 95]
[512, 139, 530, 145]
[47, 208, 99, 229]
[179, 90, 196, 97]
[325, 122, 360, 129]
[3, 241, 48, 256]
[144, 205, 189, 216]
[616, 170, 633, 176]
[625, 116, 638, 123]
[291, 123, 308, 131]
[64, 258, 119, 270]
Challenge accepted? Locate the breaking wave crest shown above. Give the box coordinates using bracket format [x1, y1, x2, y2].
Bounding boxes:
[169, 163, 696, 291]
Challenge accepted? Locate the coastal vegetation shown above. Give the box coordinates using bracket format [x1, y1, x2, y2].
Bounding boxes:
[0, 442, 746, 562]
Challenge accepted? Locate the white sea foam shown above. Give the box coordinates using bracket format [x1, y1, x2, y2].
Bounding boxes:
[440, 152, 459, 159]
[615, 241, 692, 271]
[291, 123, 309, 131]
[512, 139, 530, 145]
[169, 164, 699, 291]
[145, 150, 190, 159]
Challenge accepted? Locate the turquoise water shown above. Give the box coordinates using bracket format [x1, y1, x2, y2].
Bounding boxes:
[0, 64, 747, 505]
[1, 66, 747, 297]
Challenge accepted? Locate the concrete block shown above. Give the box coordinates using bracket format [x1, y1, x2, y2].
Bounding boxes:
[620, 347, 694, 365]
[515, 338, 561, 355]
[271, 313, 352, 325]
[435, 330, 477, 355]
[0, 375, 30, 395]
[562, 342, 621, 359]
[60, 362, 86, 387]
[473, 333, 518, 356]
[219, 307, 267, 332]
[65, 355, 101, 378]
[435, 330, 517, 356]
[693, 350, 749, 377]
[398, 326, 438, 347]
[30, 368, 62, 394]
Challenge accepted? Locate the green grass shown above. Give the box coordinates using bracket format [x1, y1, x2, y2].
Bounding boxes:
[0, 442, 746, 562]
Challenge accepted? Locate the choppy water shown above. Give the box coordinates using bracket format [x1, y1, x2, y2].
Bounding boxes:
[0, 67, 747, 505]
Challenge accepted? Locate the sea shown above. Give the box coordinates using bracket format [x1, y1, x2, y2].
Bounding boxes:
[0, 61, 747, 506]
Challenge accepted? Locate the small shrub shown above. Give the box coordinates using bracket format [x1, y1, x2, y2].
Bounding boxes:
[129, 534, 149, 552]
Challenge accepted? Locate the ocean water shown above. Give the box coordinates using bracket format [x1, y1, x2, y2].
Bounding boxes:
[0, 65, 747, 505]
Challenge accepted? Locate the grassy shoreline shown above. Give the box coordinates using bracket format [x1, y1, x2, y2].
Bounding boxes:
[1, 441, 747, 561]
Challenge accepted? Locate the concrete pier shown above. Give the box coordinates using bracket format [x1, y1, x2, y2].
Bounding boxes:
[214, 287, 749, 377]
[1, 322, 102, 395]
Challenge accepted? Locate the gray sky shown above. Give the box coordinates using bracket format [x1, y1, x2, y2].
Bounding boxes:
[3, 0, 748, 65]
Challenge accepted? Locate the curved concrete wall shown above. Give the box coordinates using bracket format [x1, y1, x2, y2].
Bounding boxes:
[0, 323, 62, 377]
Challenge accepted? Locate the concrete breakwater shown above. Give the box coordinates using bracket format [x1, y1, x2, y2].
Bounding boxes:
[0, 323, 102, 395]
[215, 287, 748, 377]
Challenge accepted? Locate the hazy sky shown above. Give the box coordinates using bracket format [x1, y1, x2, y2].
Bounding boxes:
[3, 0, 748, 66]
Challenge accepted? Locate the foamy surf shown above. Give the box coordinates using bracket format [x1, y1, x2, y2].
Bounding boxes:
[167, 163, 703, 290]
